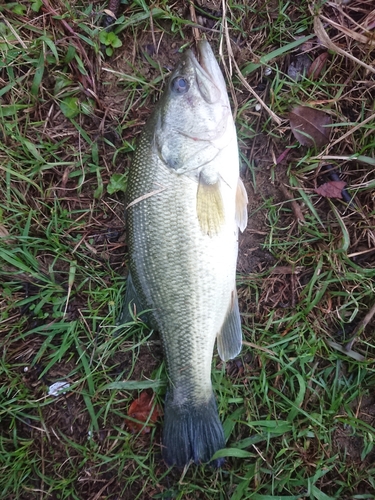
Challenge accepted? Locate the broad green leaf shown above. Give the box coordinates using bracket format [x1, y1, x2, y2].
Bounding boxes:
[31, 51, 45, 96]
[242, 34, 315, 76]
[60, 97, 79, 119]
[107, 173, 127, 194]
[31, 0, 43, 12]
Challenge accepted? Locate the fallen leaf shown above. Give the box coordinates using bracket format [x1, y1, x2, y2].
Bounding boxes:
[0, 225, 14, 244]
[0, 225, 10, 238]
[126, 391, 160, 434]
[307, 52, 328, 80]
[289, 106, 331, 147]
[275, 148, 291, 165]
[315, 181, 347, 199]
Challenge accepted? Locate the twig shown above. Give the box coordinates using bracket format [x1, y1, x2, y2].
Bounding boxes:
[189, 1, 201, 42]
[313, 14, 375, 75]
[126, 186, 167, 209]
[345, 301, 375, 351]
[221, 0, 282, 125]
[321, 111, 375, 152]
[242, 341, 275, 356]
[0, 12, 27, 48]
[279, 183, 306, 223]
[90, 477, 116, 500]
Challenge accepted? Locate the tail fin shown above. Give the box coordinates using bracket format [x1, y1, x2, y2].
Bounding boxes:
[162, 392, 225, 467]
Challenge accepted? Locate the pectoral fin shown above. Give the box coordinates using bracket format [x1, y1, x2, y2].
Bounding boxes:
[217, 289, 242, 361]
[196, 178, 224, 237]
[236, 178, 248, 232]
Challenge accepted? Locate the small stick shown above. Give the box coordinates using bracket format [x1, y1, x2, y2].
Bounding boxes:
[63, 260, 77, 318]
[221, 0, 282, 124]
[313, 14, 375, 75]
[279, 183, 305, 223]
[345, 301, 375, 351]
[189, 2, 201, 42]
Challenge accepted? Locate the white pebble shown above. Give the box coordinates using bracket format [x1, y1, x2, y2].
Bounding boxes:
[48, 381, 70, 396]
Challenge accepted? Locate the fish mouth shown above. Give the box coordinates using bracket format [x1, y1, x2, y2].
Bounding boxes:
[196, 41, 218, 78]
[196, 41, 211, 73]
[197, 41, 227, 90]
[187, 41, 226, 104]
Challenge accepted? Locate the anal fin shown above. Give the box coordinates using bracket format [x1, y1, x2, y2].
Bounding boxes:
[217, 289, 242, 361]
[118, 272, 148, 326]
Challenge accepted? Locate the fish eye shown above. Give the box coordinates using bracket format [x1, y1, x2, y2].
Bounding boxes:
[171, 77, 189, 94]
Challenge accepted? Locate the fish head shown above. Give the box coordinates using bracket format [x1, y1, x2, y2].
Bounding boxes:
[154, 41, 235, 175]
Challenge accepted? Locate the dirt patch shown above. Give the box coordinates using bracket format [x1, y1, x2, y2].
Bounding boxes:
[334, 395, 375, 465]
[107, 341, 163, 381]
[238, 167, 278, 275]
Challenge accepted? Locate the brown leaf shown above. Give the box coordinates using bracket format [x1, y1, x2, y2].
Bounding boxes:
[307, 52, 328, 80]
[0, 225, 14, 244]
[315, 181, 347, 199]
[289, 106, 331, 147]
[126, 391, 160, 434]
[0, 225, 10, 238]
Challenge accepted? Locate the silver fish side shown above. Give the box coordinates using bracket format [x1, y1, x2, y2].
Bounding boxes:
[121, 41, 248, 466]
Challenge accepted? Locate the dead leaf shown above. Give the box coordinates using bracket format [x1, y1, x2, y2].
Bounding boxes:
[0, 225, 10, 238]
[289, 106, 331, 147]
[0, 225, 14, 244]
[275, 148, 291, 165]
[307, 52, 328, 80]
[278, 183, 305, 223]
[315, 181, 347, 199]
[126, 391, 160, 434]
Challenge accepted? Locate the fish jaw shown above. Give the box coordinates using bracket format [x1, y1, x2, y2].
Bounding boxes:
[196, 40, 228, 100]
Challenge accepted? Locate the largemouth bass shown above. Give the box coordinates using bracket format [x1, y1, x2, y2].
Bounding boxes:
[122, 41, 248, 466]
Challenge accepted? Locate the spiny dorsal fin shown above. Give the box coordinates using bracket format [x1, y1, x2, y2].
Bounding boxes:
[236, 178, 248, 233]
[196, 178, 224, 237]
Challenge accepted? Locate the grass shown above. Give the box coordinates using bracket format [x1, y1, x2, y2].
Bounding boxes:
[1, 0, 375, 498]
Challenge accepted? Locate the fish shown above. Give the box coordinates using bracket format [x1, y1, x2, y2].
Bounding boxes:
[121, 40, 248, 467]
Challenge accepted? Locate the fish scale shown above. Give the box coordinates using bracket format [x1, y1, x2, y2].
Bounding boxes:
[127, 130, 232, 401]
